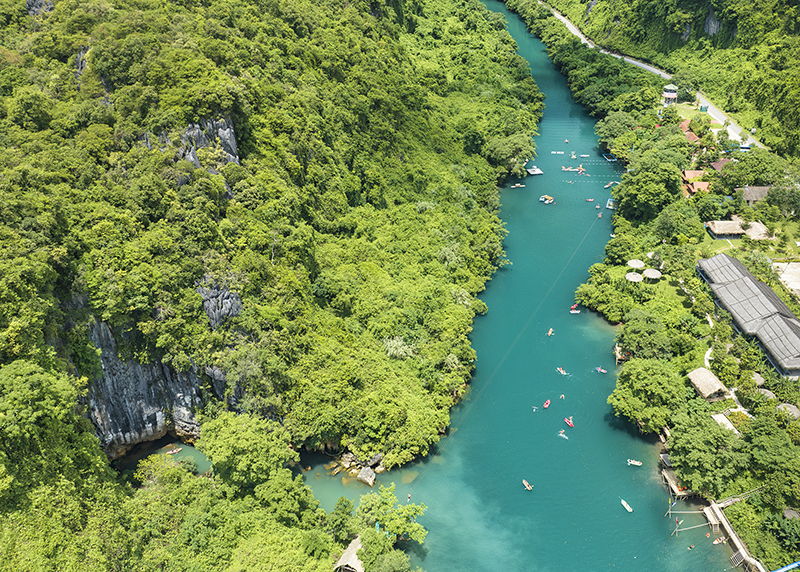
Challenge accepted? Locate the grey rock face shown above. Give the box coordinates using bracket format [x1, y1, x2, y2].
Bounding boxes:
[704, 8, 721, 35]
[366, 453, 383, 467]
[87, 320, 202, 460]
[75, 47, 89, 82]
[196, 284, 243, 329]
[181, 116, 240, 168]
[357, 466, 376, 487]
[26, 0, 53, 15]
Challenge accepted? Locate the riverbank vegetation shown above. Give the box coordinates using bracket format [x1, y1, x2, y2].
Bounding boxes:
[0, 0, 545, 567]
[528, 0, 800, 157]
[507, 0, 800, 568]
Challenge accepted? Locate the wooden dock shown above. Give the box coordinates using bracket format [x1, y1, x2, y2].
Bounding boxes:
[661, 468, 695, 498]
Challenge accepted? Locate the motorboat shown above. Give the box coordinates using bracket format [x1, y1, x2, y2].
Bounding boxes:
[621, 499, 633, 512]
[527, 166, 544, 175]
[713, 537, 727, 545]
[523, 479, 533, 491]
[627, 459, 642, 466]
[596, 367, 607, 374]
[543, 399, 551, 409]
[564, 417, 574, 428]
[539, 194, 554, 204]
[547, 328, 553, 336]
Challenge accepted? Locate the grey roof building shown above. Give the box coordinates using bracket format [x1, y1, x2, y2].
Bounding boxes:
[698, 253, 800, 378]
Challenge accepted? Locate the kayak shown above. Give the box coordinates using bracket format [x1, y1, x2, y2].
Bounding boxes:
[621, 499, 633, 512]
[564, 417, 574, 427]
[627, 459, 642, 466]
[543, 399, 551, 409]
[557, 367, 568, 375]
[596, 367, 607, 373]
[522, 479, 533, 491]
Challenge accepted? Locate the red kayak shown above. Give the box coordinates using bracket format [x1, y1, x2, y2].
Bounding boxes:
[543, 399, 551, 409]
[564, 417, 574, 427]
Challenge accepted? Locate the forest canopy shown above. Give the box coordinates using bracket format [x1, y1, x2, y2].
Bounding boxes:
[0, 0, 544, 568]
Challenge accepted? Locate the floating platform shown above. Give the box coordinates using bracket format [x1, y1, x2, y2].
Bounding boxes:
[527, 166, 543, 175]
[606, 198, 617, 210]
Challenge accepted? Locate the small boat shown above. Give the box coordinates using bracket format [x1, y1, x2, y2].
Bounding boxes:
[627, 459, 642, 466]
[570, 310, 580, 314]
[610, 234, 616, 238]
[564, 417, 574, 428]
[621, 499, 633, 512]
[166, 447, 183, 455]
[547, 328, 553, 336]
[596, 204, 601, 209]
[539, 195, 554, 204]
[713, 537, 726, 545]
[543, 399, 551, 409]
[570, 152, 576, 159]
[557, 367, 568, 376]
[596, 367, 607, 374]
[558, 431, 569, 440]
[586, 198, 594, 202]
[527, 166, 543, 175]
[579, 154, 590, 158]
[523, 479, 533, 491]
[598, 213, 602, 218]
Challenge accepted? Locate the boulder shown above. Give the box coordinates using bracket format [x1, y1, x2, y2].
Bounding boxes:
[366, 453, 383, 467]
[357, 467, 376, 487]
[341, 452, 357, 468]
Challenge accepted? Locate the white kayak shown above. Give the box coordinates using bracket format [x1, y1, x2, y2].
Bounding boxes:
[621, 499, 633, 512]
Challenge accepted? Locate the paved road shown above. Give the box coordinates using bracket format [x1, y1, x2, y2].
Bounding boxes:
[545, 4, 762, 147]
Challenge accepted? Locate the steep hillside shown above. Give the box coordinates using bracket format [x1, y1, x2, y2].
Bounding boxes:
[0, 0, 543, 567]
[538, 0, 800, 156]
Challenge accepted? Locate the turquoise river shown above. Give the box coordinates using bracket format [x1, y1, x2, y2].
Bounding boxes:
[305, 3, 736, 571]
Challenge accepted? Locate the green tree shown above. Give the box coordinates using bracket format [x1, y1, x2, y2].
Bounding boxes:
[197, 411, 299, 494]
[608, 358, 686, 432]
[668, 400, 750, 497]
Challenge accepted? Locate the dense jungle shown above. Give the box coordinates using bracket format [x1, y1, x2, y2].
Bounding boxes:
[0, 0, 543, 568]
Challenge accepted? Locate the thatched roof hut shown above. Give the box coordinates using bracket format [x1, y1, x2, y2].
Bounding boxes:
[335, 536, 364, 572]
[687, 367, 728, 400]
[706, 220, 745, 239]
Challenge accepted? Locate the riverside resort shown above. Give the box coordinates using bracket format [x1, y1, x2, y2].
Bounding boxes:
[2, 0, 800, 571]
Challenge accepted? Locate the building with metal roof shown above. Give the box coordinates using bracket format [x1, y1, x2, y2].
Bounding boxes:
[698, 253, 800, 378]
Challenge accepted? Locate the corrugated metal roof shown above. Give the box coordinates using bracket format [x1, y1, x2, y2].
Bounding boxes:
[699, 253, 800, 372]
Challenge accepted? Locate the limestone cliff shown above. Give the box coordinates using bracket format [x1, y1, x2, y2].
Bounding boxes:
[87, 320, 203, 460]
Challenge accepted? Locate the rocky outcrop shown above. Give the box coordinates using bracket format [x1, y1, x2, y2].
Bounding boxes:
[180, 116, 240, 168]
[26, 0, 53, 15]
[75, 47, 89, 83]
[87, 320, 202, 460]
[196, 283, 243, 329]
[326, 451, 386, 482]
[704, 6, 722, 35]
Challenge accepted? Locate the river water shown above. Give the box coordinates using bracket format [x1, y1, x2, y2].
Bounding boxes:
[305, 3, 734, 570]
